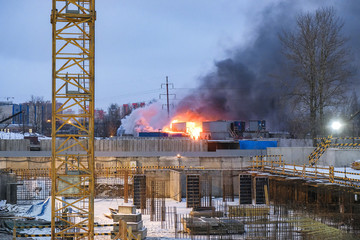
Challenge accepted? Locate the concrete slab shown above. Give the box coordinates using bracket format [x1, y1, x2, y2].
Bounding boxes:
[118, 205, 136, 214]
[112, 213, 142, 222]
[113, 220, 143, 232]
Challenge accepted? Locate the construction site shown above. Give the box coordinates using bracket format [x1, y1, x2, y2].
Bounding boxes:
[1, 1, 360, 240]
[0, 135, 360, 239]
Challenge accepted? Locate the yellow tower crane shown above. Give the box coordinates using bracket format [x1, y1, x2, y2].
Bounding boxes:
[51, 0, 95, 239]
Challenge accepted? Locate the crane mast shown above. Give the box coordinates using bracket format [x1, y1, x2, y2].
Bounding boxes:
[51, 0, 95, 239]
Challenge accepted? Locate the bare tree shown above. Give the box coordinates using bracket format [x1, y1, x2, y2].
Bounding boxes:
[29, 95, 45, 104]
[105, 103, 121, 137]
[342, 91, 360, 137]
[279, 7, 352, 142]
[27, 95, 51, 134]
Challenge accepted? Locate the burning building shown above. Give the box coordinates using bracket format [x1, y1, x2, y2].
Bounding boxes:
[167, 120, 266, 140]
[119, 101, 268, 140]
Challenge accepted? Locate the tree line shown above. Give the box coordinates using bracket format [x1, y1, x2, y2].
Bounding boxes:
[279, 7, 358, 142]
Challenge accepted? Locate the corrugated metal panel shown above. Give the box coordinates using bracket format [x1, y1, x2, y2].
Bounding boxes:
[202, 121, 229, 133]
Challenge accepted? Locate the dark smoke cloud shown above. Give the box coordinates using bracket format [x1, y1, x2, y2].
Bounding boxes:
[175, 1, 360, 131]
[338, 2, 360, 70]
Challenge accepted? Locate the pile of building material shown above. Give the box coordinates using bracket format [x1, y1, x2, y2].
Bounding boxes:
[181, 217, 245, 235]
[189, 206, 223, 218]
[110, 205, 147, 239]
[228, 205, 270, 217]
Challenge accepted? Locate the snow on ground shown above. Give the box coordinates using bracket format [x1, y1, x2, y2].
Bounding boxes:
[12, 197, 241, 240]
[0, 131, 50, 140]
[13, 198, 193, 239]
[23, 197, 51, 221]
[0, 200, 30, 215]
[93, 197, 240, 239]
[0, 131, 25, 139]
[94, 198, 192, 239]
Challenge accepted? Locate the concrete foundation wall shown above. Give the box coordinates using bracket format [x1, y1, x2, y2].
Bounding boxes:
[267, 147, 314, 165]
[0, 155, 253, 170]
[169, 170, 182, 201]
[0, 157, 50, 169]
[38, 138, 208, 152]
[0, 140, 30, 151]
[0, 138, 207, 152]
[275, 138, 313, 147]
[145, 170, 171, 197]
[0, 173, 17, 201]
[319, 148, 360, 167]
[168, 169, 248, 198]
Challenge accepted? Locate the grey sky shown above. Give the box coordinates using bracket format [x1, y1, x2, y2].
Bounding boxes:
[0, 0, 358, 110]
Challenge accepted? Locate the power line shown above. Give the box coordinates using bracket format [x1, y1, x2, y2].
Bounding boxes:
[174, 87, 253, 90]
[160, 76, 176, 118]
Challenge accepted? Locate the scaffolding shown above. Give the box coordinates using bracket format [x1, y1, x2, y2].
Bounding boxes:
[51, 0, 96, 239]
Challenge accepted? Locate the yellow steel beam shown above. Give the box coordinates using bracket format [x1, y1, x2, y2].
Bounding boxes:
[51, 0, 95, 239]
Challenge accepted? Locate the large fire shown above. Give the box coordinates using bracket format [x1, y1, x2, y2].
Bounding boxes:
[162, 111, 210, 140]
[121, 102, 217, 139]
[185, 122, 202, 140]
[163, 119, 203, 140]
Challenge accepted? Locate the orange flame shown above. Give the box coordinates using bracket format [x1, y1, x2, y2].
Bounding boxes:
[163, 116, 204, 140]
[162, 109, 223, 140]
[185, 122, 202, 140]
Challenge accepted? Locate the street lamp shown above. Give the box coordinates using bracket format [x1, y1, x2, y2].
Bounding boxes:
[329, 119, 345, 139]
[331, 121, 342, 131]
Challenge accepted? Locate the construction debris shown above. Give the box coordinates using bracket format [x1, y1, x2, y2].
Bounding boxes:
[181, 217, 245, 235]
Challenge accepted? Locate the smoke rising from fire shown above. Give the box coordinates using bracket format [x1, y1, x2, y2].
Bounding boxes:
[175, 1, 360, 131]
[121, 1, 360, 134]
[121, 102, 168, 135]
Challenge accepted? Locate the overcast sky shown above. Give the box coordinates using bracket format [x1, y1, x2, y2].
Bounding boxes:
[0, 0, 358, 110]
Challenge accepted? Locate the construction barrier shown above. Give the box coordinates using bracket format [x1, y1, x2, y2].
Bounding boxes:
[252, 155, 360, 189]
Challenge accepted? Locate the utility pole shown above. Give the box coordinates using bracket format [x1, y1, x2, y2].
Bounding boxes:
[160, 76, 175, 118]
[166, 77, 170, 117]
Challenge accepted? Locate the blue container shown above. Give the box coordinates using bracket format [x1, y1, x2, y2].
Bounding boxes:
[139, 132, 169, 137]
[239, 140, 277, 150]
[170, 133, 186, 137]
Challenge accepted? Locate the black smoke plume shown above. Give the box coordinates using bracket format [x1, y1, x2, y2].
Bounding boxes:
[175, 1, 360, 131]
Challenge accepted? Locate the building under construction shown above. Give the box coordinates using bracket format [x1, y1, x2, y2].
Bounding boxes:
[0, 136, 360, 239]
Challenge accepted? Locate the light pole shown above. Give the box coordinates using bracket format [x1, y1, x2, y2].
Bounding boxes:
[331, 121, 342, 131]
[329, 120, 344, 140]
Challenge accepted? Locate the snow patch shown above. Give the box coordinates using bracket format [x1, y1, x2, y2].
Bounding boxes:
[25, 197, 51, 221]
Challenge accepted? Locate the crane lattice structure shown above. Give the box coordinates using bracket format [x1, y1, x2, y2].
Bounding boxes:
[51, 0, 95, 239]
